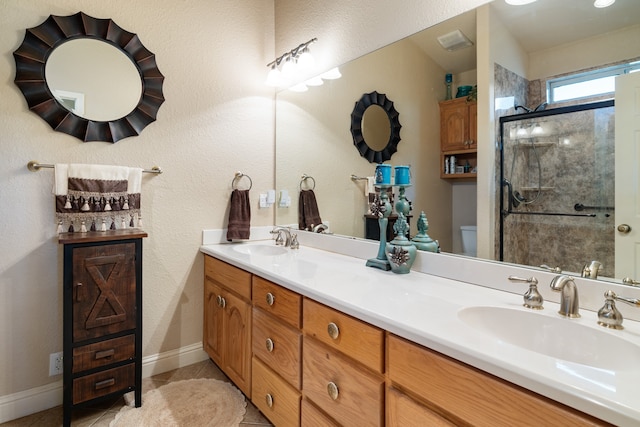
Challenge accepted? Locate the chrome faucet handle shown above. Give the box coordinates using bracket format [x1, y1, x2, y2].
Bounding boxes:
[290, 234, 299, 249]
[597, 290, 640, 330]
[540, 264, 562, 273]
[271, 230, 285, 245]
[622, 277, 640, 287]
[581, 260, 602, 279]
[508, 276, 543, 310]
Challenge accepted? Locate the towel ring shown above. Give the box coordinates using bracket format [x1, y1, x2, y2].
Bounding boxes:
[232, 172, 252, 190]
[300, 174, 316, 191]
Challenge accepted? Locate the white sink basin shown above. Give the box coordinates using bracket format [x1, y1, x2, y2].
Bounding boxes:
[232, 244, 288, 256]
[458, 306, 640, 370]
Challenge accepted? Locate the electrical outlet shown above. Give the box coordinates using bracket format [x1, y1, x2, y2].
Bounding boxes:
[49, 352, 63, 376]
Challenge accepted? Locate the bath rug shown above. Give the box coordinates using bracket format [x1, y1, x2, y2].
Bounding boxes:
[110, 378, 246, 427]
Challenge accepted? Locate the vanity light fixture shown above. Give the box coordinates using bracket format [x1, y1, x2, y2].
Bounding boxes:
[265, 38, 317, 88]
[594, 0, 615, 8]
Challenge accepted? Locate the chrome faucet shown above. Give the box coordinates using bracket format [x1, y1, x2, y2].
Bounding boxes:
[550, 275, 580, 318]
[271, 227, 292, 247]
[313, 223, 329, 233]
[581, 260, 602, 279]
[508, 276, 543, 310]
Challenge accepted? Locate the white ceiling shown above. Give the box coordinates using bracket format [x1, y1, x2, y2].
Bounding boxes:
[409, 0, 640, 74]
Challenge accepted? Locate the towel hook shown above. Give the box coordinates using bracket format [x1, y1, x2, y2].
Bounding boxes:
[232, 172, 252, 190]
[300, 174, 316, 191]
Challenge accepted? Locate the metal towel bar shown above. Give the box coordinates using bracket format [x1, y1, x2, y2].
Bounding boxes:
[27, 161, 162, 174]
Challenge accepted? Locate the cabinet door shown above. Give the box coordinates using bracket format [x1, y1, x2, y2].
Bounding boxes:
[203, 278, 224, 366]
[468, 102, 477, 148]
[72, 243, 136, 342]
[387, 387, 456, 427]
[223, 290, 252, 397]
[440, 102, 469, 151]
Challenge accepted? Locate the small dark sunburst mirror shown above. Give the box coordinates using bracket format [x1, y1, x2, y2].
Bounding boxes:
[13, 12, 165, 143]
[350, 91, 401, 163]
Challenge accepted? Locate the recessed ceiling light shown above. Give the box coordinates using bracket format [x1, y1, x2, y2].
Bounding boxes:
[594, 0, 615, 8]
[505, 0, 537, 5]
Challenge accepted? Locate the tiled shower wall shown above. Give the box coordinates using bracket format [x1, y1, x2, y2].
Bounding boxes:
[495, 64, 615, 277]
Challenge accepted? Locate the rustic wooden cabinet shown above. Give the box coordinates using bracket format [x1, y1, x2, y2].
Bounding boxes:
[203, 256, 252, 397]
[439, 97, 477, 179]
[60, 230, 146, 427]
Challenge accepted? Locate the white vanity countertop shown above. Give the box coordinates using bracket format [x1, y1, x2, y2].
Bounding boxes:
[200, 240, 640, 426]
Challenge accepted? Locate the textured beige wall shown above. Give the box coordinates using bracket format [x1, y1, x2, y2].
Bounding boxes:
[0, 0, 274, 397]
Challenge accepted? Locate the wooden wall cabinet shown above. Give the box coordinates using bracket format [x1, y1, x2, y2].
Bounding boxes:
[439, 97, 477, 179]
[60, 230, 146, 427]
[203, 257, 252, 396]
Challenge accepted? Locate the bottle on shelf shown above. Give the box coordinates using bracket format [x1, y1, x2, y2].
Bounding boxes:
[445, 73, 453, 100]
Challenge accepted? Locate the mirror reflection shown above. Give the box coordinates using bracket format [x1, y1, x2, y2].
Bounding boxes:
[362, 105, 391, 152]
[275, 0, 640, 283]
[46, 39, 142, 121]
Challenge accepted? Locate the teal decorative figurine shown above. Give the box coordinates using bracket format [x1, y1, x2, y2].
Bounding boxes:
[412, 211, 440, 253]
[385, 212, 417, 274]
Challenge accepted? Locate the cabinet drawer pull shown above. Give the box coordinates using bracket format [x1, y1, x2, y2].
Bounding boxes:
[216, 295, 226, 308]
[94, 349, 115, 360]
[265, 338, 274, 352]
[265, 393, 274, 408]
[327, 382, 339, 400]
[266, 292, 275, 306]
[327, 322, 340, 340]
[94, 378, 115, 390]
[75, 282, 82, 302]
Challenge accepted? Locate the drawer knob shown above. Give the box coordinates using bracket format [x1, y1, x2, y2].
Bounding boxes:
[265, 393, 274, 408]
[266, 338, 274, 352]
[216, 295, 226, 308]
[327, 322, 340, 340]
[327, 382, 339, 400]
[266, 292, 275, 306]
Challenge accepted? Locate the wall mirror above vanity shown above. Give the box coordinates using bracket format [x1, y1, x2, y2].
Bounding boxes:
[13, 12, 165, 143]
[275, 0, 640, 285]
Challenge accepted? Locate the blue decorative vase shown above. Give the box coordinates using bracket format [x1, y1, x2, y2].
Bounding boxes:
[385, 213, 417, 274]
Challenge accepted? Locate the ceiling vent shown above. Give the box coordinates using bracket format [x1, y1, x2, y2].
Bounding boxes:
[437, 30, 474, 51]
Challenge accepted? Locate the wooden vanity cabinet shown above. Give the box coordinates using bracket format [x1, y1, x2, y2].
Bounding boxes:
[251, 276, 302, 426]
[203, 256, 252, 396]
[302, 298, 385, 427]
[60, 230, 146, 427]
[386, 334, 612, 427]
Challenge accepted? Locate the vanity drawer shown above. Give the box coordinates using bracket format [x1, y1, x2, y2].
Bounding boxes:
[252, 308, 301, 389]
[252, 276, 301, 328]
[204, 256, 251, 301]
[252, 356, 301, 427]
[302, 337, 384, 427]
[72, 363, 135, 404]
[387, 334, 609, 427]
[72, 335, 135, 373]
[301, 398, 340, 427]
[303, 298, 384, 373]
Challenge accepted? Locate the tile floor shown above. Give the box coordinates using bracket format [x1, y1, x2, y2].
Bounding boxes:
[1, 359, 273, 426]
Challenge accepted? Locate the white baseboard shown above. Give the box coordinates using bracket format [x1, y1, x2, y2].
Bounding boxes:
[0, 342, 209, 424]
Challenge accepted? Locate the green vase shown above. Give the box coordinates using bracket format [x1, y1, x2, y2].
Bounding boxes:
[385, 213, 417, 274]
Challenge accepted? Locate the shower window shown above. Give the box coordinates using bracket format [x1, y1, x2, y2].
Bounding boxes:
[499, 100, 615, 276]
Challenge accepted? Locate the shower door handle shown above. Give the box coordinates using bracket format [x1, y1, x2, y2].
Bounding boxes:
[617, 224, 632, 234]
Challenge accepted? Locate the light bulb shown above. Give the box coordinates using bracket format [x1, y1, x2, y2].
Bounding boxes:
[320, 67, 341, 80]
[297, 48, 315, 72]
[305, 76, 324, 86]
[289, 83, 308, 92]
[281, 57, 297, 80]
[594, 0, 615, 8]
[265, 65, 281, 87]
[531, 123, 544, 135]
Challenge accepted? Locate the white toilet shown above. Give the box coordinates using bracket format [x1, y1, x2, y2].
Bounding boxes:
[460, 225, 477, 257]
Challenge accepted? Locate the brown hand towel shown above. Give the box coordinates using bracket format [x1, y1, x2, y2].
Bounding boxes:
[298, 189, 322, 231]
[227, 189, 251, 241]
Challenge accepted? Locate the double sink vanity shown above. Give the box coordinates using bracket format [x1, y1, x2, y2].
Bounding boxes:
[200, 228, 640, 426]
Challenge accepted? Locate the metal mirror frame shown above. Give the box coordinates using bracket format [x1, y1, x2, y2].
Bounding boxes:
[13, 12, 165, 143]
[350, 91, 402, 163]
